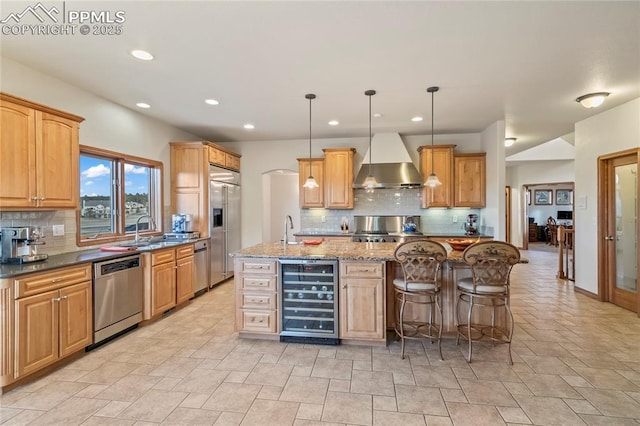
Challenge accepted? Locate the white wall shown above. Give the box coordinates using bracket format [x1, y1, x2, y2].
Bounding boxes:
[481, 121, 506, 241]
[261, 171, 300, 243]
[506, 160, 575, 247]
[574, 98, 640, 294]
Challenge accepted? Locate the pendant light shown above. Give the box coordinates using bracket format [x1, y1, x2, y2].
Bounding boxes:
[302, 93, 319, 189]
[363, 89, 378, 189]
[424, 86, 442, 188]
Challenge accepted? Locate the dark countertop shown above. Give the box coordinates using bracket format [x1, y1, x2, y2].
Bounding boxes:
[294, 232, 493, 238]
[0, 240, 199, 279]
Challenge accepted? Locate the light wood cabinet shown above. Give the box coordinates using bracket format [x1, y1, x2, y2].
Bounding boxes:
[171, 141, 241, 237]
[235, 258, 278, 335]
[297, 158, 325, 208]
[12, 265, 92, 380]
[0, 282, 13, 387]
[454, 153, 486, 207]
[146, 244, 195, 318]
[0, 93, 83, 210]
[323, 148, 355, 209]
[418, 145, 455, 208]
[339, 261, 386, 342]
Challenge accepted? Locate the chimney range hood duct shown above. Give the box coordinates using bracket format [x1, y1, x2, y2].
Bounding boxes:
[352, 133, 423, 188]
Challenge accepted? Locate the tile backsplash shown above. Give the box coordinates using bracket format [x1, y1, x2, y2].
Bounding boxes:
[0, 210, 79, 255]
[300, 188, 485, 235]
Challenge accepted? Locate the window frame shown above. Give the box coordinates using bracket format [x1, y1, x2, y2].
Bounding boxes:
[77, 145, 164, 246]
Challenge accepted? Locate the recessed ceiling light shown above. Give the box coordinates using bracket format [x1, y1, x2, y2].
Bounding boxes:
[205, 99, 219, 105]
[136, 102, 151, 109]
[373, 113, 383, 118]
[411, 116, 423, 122]
[575, 92, 610, 108]
[505, 137, 517, 147]
[130, 50, 154, 61]
[243, 123, 255, 130]
[328, 120, 339, 126]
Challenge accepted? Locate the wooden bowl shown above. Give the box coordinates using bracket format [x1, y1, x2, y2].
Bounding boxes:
[445, 238, 477, 251]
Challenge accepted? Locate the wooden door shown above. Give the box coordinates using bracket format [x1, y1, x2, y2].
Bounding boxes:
[454, 154, 486, 207]
[339, 278, 384, 339]
[15, 290, 58, 378]
[419, 145, 454, 208]
[36, 112, 79, 208]
[323, 148, 354, 209]
[0, 100, 36, 208]
[152, 262, 177, 316]
[599, 150, 639, 313]
[298, 158, 324, 208]
[176, 256, 194, 305]
[59, 282, 92, 358]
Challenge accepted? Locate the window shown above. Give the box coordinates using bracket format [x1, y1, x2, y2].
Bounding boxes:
[78, 146, 163, 245]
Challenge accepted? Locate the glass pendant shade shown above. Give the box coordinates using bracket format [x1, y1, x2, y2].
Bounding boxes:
[425, 173, 442, 187]
[304, 93, 317, 189]
[424, 86, 441, 188]
[303, 176, 319, 188]
[363, 175, 377, 189]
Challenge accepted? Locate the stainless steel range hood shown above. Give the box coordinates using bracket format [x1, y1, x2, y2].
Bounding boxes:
[353, 133, 423, 188]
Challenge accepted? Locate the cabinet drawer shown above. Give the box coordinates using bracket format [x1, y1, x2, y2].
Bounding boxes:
[240, 310, 277, 333]
[176, 244, 194, 259]
[238, 292, 276, 310]
[238, 260, 277, 275]
[340, 261, 384, 278]
[152, 249, 175, 266]
[15, 264, 91, 298]
[240, 276, 277, 292]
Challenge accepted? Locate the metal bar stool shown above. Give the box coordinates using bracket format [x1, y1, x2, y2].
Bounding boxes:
[455, 241, 520, 364]
[393, 239, 447, 360]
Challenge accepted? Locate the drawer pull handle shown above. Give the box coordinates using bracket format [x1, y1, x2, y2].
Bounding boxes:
[60, 295, 68, 300]
[51, 278, 63, 283]
[250, 317, 264, 323]
[52, 297, 61, 302]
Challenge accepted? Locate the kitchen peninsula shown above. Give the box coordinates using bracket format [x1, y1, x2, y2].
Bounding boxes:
[232, 240, 504, 345]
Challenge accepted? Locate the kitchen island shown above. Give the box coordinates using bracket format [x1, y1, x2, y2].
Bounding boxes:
[232, 240, 506, 345]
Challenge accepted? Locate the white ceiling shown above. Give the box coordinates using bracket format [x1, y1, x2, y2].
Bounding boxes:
[1, 1, 639, 155]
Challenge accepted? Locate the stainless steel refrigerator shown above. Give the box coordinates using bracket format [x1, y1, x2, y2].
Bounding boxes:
[209, 165, 240, 286]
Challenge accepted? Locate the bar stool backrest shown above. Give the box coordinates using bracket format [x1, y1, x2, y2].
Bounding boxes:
[462, 241, 520, 289]
[394, 239, 448, 286]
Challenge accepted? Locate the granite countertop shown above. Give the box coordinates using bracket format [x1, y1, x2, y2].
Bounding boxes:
[232, 241, 464, 262]
[0, 239, 199, 279]
[294, 231, 492, 239]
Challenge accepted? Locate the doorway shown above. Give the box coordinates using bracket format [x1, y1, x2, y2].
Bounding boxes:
[598, 149, 639, 314]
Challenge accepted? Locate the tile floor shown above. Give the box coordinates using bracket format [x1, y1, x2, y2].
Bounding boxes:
[1, 249, 639, 425]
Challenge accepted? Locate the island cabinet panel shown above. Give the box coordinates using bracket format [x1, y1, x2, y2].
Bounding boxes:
[0, 94, 83, 210]
[418, 145, 455, 208]
[323, 148, 355, 209]
[0, 283, 13, 387]
[235, 258, 278, 335]
[297, 158, 325, 208]
[339, 261, 386, 342]
[454, 153, 486, 207]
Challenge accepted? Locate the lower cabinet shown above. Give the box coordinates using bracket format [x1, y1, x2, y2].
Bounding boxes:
[10, 265, 92, 382]
[234, 258, 278, 335]
[339, 261, 386, 342]
[145, 244, 195, 319]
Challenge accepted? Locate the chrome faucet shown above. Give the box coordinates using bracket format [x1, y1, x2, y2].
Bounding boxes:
[135, 214, 155, 243]
[283, 215, 293, 245]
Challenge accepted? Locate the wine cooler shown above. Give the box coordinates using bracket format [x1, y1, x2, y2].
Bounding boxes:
[279, 259, 339, 344]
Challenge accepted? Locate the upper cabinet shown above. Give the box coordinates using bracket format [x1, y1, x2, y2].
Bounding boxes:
[454, 153, 486, 207]
[0, 93, 84, 210]
[297, 158, 324, 208]
[418, 145, 455, 208]
[171, 141, 241, 237]
[323, 148, 355, 209]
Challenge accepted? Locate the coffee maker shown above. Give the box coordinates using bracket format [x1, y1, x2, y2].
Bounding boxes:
[464, 214, 479, 236]
[0, 227, 48, 264]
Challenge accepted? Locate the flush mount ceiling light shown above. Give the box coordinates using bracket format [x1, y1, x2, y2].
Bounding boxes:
[411, 116, 423, 122]
[303, 94, 319, 189]
[424, 86, 442, 188]
[136, 102, 151, 109]
[130, 50, 154, 61]
[243, 123, 255, 130]
[505, 137, 517, 147]
[205, 99, 219, 105]
[363, 90, 378, 190]
[328, 120, 339, 126]
[576, 92, 610, 108]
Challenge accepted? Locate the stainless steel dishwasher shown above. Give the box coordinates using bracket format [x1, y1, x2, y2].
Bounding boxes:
[93, 254, 143, 346]
[194, 239, 210, 294]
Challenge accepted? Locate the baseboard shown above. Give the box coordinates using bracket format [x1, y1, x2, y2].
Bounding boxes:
[573, 285, 599, 300]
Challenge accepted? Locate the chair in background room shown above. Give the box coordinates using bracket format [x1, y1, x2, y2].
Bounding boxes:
[455, 241, 521, 364]
[393, 239, 448, 360]
[545, 216, 558, 246]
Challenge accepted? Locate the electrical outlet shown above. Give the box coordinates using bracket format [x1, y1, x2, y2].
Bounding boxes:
[452, 216, 458, 223]
[52, 225, 65, 236]
[321, 216, 326, 223]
